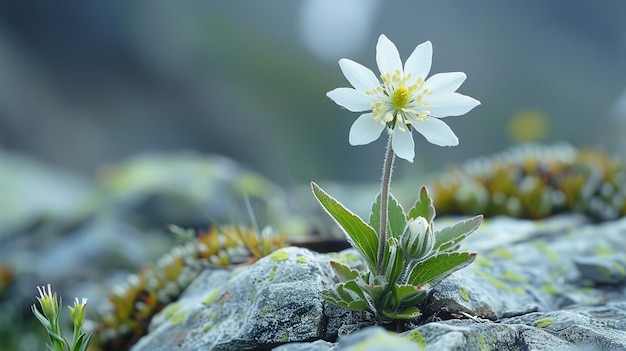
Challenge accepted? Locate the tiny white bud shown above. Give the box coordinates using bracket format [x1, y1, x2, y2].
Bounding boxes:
[400, 217, 433, 260]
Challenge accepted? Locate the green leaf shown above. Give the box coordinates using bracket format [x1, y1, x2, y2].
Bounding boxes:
[382, 305, 422, 320]
[31, 305, 53, 331]
[321, 288, 368, 312]
[397, 288, 427, 307]
[406, 252, 476, 288]
[358, 280, 385, 304]
[434, 215, 483, 253]
[339, 281, 370, 311]
[75, 334, 93, 351]
[321, 279, 371, 312]
[408, 186, 436, 223]
[369, 192, 407, 239]
[329, 261, 360, 282]
[393, 284, 421, 302]
[321, 289, 349, 309]
[311, 182, 379, 272]
[382, 238, 405, 286]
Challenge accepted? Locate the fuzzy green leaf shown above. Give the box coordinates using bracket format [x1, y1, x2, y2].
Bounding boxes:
[407, 186, 436, 223]
[321, 285, 368, 312]
[312, 182, 379, 272]
[397, 288, 427, 307]
[382, 238, 405, 286]
[406, 252, 476, 288]
[369, 192, 407, 239]
[339, 281, 370, 310]
[434, 215, 483, 253]
[382, 305, 422, 320]
[329, 261, 360, 282]
[322, 279, 371, 312]
[359, 280, 386, 304]
[321, 289, 349, 309]
[393, 284, 422, 302]
[336, 282, 360, 303]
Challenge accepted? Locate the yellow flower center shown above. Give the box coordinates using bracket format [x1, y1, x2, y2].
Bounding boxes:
[391, 86, 410, 110]
[367, 71, 432, 124]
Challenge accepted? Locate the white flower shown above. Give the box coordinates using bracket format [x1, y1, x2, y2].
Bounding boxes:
[327, 34, 480, 162]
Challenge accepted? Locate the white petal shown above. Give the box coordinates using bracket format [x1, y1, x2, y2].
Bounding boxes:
[404, 41, 432, 81]
[338, 59, 380, 92]
[376, 34, 402, 75]
[424, 72, 467, 94]
[327, 88, 373, 112]
[349, 113, 386, 145]
[412, 117, 459, 146]
[391, 123, 415, 162]
[428, 93, 481, 117]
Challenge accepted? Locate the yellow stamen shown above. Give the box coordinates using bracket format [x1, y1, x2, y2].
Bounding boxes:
[391, 86, 409, 110]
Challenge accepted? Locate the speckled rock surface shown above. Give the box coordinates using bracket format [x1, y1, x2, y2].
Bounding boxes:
[131, 247, 344, 351]
[131, 216, 626, 351]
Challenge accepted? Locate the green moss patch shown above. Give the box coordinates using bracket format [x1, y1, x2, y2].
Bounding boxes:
[269, 265, 278, 281]
[202, 288, 221, 306]
[593, 245, 615, 257]
[270, 249, 290, 262]
[459, 287, 470, 302]
[473, 269, 524, 295]
[613, 262, 626, 276]
[540, 282, 560, 294]
[162, 302, 180, 319]
[474, 256, 492, 267]
[533, 241, 560, 262]
[404, 329, 426, 347]
[535, 317, 555, 328]
[490, 247, 513, 260]
[169, 310, 189, 325]
[501, 270, 529, 284]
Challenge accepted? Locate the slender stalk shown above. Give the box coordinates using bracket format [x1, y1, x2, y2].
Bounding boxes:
[377, 134, 395, 275]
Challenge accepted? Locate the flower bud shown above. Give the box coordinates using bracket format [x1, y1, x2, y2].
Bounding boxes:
[400, 217, 433, 260]
[35, 284, 60, 321]
[68, 297, 88, 328]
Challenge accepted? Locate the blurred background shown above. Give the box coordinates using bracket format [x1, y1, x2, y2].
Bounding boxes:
[1, 2, 626, 349]
[1, 0, 625, 185]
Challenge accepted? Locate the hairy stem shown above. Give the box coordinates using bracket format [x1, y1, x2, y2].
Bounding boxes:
[377, 134, 395, 275]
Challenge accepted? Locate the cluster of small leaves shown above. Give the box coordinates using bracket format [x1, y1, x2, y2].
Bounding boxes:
[95, 225, 287, 351]
[433, 143, 626, 221]
[32, 284, 92, 351]
[312, 183, 481, 321]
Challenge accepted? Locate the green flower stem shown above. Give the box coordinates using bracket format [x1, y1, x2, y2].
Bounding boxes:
[377, 134, 395, 275]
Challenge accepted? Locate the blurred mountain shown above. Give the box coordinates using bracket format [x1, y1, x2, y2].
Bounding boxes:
[0, 1, 625, 183]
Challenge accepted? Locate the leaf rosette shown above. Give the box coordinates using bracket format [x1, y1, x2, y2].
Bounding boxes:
[313, 182, 482, 321]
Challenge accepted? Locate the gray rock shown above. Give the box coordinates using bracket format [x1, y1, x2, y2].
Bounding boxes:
[132, 216, 626, 351]
[131, 247, 341, 351]
[335, 326, 423, 350]
[421, 264, 554, 320]
[97, 152, 305, 233]
[501, 303, 626, 350]
[0, 150, 94, 237]
[574, 255, 626, 285]
[272, 339, 334, 351]
[408, 319, 574, 350]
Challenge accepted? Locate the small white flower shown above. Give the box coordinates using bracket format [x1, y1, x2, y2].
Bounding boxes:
[327, 34, 480, 162]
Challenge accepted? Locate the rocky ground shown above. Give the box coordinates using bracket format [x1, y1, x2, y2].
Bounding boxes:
[2, 150, 625, 350]
[132, 215, 626, 351]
